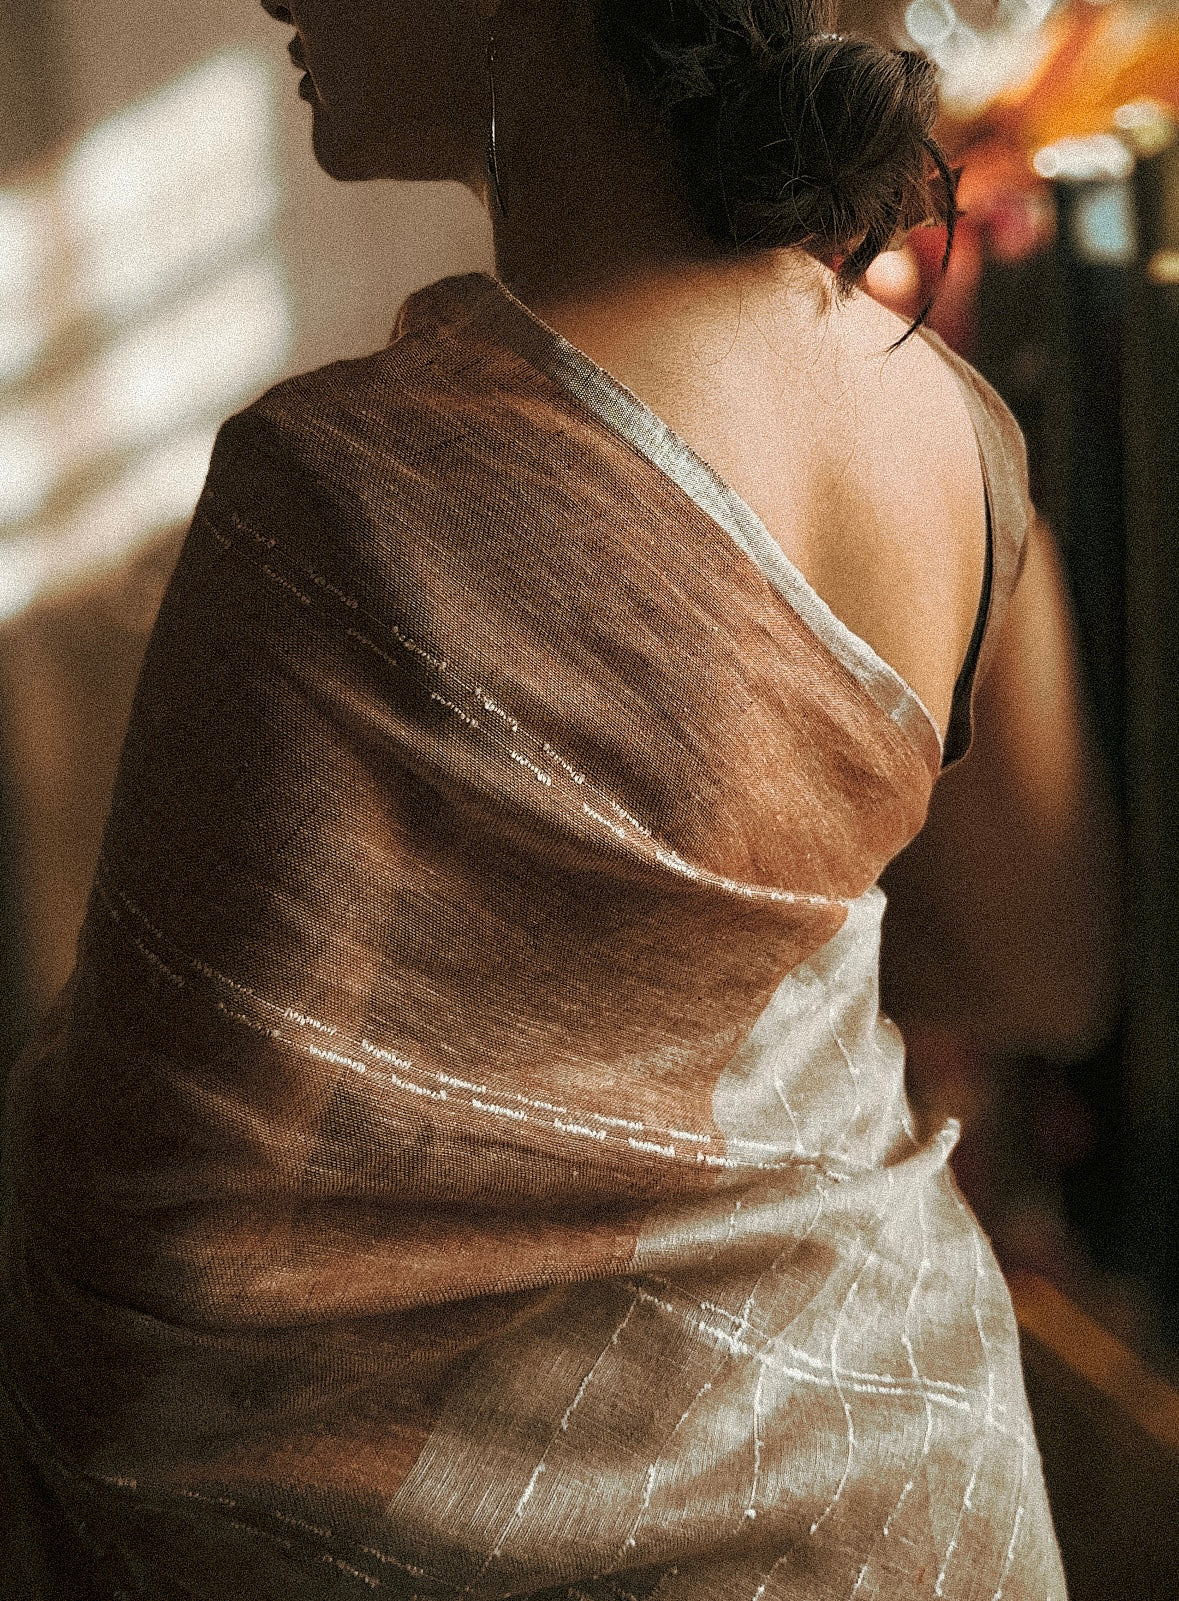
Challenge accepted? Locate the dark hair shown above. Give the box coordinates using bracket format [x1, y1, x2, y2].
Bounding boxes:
[595, 0, 957, 317]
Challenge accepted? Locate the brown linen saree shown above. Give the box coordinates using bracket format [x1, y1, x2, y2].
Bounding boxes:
[1, 272, 1065, 1599]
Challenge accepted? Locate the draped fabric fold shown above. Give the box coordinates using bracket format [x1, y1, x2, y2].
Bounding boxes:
[1, 273, 1064, 1599]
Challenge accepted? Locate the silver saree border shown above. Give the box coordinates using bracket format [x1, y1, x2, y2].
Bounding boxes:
[437, 271, 946, 775]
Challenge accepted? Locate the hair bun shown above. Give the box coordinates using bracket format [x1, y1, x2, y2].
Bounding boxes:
[597, 1, 956, 289]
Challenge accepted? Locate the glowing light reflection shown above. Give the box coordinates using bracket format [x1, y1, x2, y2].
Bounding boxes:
[1033, 132, 1135, 182]
[905, 0, 959, 55]
[1070, 181, 1137, 264]
[1147, 249, 1179, 285]
[924, 0, 1062, 115]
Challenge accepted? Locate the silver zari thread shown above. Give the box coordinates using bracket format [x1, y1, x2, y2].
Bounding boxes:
[486, 35, 508, 218]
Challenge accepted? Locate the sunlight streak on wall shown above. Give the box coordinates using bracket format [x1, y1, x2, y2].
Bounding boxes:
[60, 51, 278, 323]
[0, 48, 292, 622]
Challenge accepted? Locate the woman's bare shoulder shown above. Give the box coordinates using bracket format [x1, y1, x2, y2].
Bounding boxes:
[836, 291, 983, 453]
[787, 288, 991, 740]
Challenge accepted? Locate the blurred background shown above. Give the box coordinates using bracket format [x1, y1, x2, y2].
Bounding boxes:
[1, 0, 1178, 1593]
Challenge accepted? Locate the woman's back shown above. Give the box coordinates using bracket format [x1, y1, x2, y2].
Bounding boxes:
[533, 261, 988, 745]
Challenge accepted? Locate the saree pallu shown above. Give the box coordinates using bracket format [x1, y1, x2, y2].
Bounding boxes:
[0, 273, 1066, 1599]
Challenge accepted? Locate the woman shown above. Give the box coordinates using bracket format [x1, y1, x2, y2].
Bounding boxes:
[0, 0, 1100, 1595]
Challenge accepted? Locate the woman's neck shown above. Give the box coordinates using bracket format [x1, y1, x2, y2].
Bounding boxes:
[480, 9, 834, 344]
[483, 11, 719, 307]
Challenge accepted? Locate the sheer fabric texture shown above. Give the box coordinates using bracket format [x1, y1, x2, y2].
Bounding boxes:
[1, 273, 1065, 1599]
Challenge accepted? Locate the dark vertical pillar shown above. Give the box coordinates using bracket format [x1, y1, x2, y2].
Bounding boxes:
[1123, 134, 1179, 1343]
[975, 182, 1130, 797]
[1039, 186, 1132, 1274]
[1046, 184, 1130, 803]
[974, 196, 1133, 1282]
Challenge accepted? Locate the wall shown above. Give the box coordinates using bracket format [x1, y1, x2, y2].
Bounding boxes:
[42, 0, 494, 372]
[0, 0, 494, 1021]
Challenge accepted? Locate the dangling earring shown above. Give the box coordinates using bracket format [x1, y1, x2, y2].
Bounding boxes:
[485, 33, 508, 218]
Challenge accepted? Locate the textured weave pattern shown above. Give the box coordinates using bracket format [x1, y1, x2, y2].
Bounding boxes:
[1, 274, 1064, 1599]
